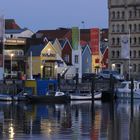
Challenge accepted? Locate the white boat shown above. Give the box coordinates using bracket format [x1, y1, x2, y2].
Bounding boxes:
[0, 94, 12, 101]
[13, 92, 28, 101]
[70, 91, 102, 100]
[116, 81, 140, 99]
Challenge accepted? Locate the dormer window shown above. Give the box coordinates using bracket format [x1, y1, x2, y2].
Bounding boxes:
[10, 34, 13, 38]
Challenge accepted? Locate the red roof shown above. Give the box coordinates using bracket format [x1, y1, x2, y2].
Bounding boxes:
[5, 19, 21, 29]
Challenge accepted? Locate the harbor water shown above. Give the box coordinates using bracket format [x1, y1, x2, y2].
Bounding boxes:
[0, 99, 139, 140]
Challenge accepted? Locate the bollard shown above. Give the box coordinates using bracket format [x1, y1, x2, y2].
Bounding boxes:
[130, 78, 134, 120]
[110, 74, 115, 100]
[130, 78, 134, 100]
[57, 73, 61, 91]
[91, 74, 95, 102]
[75, 73, 79, 91]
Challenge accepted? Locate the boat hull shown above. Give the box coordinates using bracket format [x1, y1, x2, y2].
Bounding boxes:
[70, 92, 102, 100]
[0, 94, 12, 101]
[116, 92, 140, 99]
[27, 95, 70, 103]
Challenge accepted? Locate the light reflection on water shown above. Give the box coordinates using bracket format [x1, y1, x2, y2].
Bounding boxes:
[0, 100, 139, 140]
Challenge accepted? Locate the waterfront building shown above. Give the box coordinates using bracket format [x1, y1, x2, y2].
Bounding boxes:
[27, 27, 108, 79]
[108, 0, 140, 79]
[26, 40, 73, 79]
[3, 19, 34, 79]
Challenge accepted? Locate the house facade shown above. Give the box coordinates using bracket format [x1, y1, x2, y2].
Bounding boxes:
[82, 44, 92, 73]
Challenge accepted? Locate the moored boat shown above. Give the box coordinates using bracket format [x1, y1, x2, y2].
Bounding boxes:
[27, 91, 70, 103]
[116, 81, 140, 99]
[70, 91, 102, 100]
[0, 94, 12, 101]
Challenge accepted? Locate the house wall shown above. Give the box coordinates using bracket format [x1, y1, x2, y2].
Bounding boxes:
[62, 42, 72, 65]
[26, 56, 41, 79]
[82, 48, 92, 73]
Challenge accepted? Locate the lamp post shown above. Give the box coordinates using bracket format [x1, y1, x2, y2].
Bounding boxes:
[11, 53, 14, 79]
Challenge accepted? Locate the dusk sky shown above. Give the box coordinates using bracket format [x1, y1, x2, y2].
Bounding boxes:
[1, 0, 108, 32]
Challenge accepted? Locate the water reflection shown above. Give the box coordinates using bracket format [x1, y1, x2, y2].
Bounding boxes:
[0, 100, 140, 139]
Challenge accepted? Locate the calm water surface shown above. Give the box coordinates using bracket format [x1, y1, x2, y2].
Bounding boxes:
[0, 99, 139, 140]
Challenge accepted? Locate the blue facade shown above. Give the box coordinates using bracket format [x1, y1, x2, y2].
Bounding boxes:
[82, 45, 92, 73]
[36, 80, 58, 95]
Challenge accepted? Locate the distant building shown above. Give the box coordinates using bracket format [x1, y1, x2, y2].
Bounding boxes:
[108, 0, 140, 79]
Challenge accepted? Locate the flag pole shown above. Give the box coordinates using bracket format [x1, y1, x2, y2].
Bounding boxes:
[3, 15, 5, 80]
[30, 51, 33, 80]
[128, 29, 131, 80]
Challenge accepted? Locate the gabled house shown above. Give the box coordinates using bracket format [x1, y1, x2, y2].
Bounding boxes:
[61, 38, 72, 65]
[82, 44, 92, 73]
[40, 41, 68, 79]
[52, 38, 62, 57]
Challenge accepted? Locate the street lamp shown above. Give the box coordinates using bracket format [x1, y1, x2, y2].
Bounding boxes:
[11, 53, 14, 78]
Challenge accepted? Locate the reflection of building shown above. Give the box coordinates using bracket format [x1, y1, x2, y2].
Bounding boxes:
[108, 0, 140, 78]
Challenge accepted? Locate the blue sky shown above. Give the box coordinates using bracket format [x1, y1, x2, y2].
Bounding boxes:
[1, 0, 108, 32]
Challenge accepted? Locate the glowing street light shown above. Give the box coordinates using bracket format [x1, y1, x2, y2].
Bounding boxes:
[11, 53, 14, 78]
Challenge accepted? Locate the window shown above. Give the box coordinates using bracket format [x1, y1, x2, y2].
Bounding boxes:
[129, 24, 132, 32]
[133, 50, 136, 58]
[129, 11, 132, 18]
[134, 24, 137, 32]
[86, 58, 88, 63]
[117, 24, 120, 32]
[112, 38, 115, 45]
[122, 11, 125, 19]
[112, 51, 115, 58]
[139, 24, 140, 31]
[112, 11, 115, 19]
[139, 37, 140, 44]
[10, 34, 13, 38]
[116, 51, 119, 58]
[130, 51, 132, 58]
[121, 24, 125, 32]
[138, 64, 140, 72]
[117, 11, 120, 19]
[138, 50, 140, 58]
[134, 37, 137, 45]
[75, 55, 79, 64]
[117, 37, 120, 45]
[133, 64, 136, 72]
[134, 9, 137, 17]
[130, 37, 132, 45]
[64, 54, 70, 63]
[139, 10, 140, 18]
[112, 24, 115, 32]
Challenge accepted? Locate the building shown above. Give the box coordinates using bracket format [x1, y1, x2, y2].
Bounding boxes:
[3, 19, 34, 79]
[108, 0, 140, 79]
[81, 44, 92, 73]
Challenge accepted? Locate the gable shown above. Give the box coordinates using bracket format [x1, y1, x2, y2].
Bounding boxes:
[41, 42, 57, 61]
